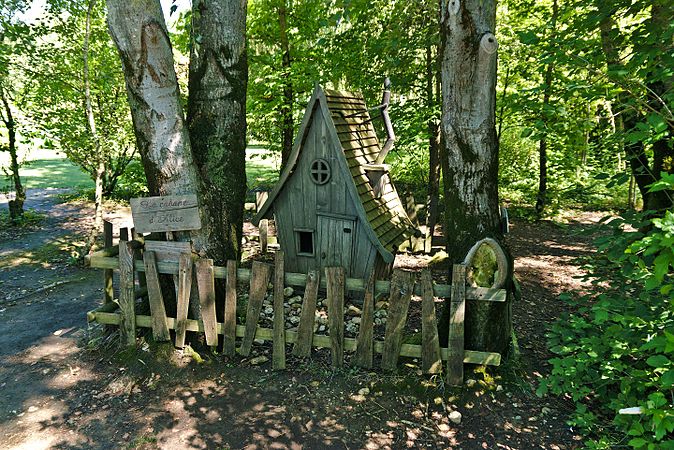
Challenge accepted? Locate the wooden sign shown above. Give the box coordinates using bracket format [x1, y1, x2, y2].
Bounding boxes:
[130, 195, 201, 233]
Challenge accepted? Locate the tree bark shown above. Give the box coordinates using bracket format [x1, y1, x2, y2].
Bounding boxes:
[278, 0, 293, 167]
[425, 38, 440, 245]
[187, 0, 248, 264]
[534, 0, 557, 216]
[644, 0, 674, 212]
[599, 13, 655, 207]
[0, 86, 24, 222]
[84, 0, 104, 229]
[439, 0, 511, 354]
[106, 0, 210, 253]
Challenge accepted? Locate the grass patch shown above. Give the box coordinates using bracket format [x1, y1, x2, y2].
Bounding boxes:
[0, 234, 86, 268]
[1, 152, 93, 191]
[0, 209, 45, 228]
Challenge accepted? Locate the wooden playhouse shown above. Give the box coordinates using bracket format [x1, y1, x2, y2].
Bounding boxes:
[253, 84, 416, 280]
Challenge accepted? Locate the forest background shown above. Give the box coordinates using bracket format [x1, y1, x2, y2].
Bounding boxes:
[1, 0, 673, 448]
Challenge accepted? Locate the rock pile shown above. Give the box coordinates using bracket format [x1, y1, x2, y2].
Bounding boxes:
[256, 286, 389, 337]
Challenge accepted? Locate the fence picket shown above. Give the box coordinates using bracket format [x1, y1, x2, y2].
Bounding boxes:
[240, 261, 272, 356]
[196, 258, 218, 348]
[292, 270, 319, 358]
[223, 260, 238, 356]
[447, 264, 467, 385]
[143, 250, 170, 341]
[354, 269, 376, 368]
[174, 253, 193, 348]
[381, 269, 415, 372]
[421, 269, 442, 374]
[326, 267, 345, 368]
[273, 251, 286, 370]
[118, 241, 136, 347]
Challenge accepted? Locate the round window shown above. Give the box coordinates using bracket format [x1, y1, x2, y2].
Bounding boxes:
[310, 158, 331, 185]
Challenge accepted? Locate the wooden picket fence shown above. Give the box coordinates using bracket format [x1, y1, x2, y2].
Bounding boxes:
[86, 226, 505, 385]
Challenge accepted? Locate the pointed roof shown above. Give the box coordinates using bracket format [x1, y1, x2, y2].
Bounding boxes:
[254, 84, 416, 263]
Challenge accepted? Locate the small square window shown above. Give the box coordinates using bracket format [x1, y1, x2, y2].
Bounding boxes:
[295, 229, 315, 256]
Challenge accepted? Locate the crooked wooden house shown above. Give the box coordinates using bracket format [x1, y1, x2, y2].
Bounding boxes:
[253, 84, 416, 280]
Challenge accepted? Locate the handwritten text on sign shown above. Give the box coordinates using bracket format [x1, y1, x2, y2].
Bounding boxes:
[130, 195, 202, 233]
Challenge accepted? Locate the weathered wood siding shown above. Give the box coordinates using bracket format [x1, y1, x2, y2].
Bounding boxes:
[273, 108, 379, 279]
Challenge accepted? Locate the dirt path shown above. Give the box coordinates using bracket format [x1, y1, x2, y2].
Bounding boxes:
[0, 193, 600, 449]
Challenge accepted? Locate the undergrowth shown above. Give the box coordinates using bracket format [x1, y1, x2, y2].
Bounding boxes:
[539, 183, 674, 449]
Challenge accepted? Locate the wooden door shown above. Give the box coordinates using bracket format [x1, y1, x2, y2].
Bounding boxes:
[317, 215, 355, 276]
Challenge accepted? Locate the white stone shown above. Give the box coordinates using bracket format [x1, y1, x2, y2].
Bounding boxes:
[250, 355, 268, 365]
[284, 287, 294, 297]
[448, 411, 462, 424]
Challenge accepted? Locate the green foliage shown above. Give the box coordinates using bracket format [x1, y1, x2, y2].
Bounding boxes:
[0, 208, 43, 228]
[23, 0, 136, 196]
[540, 198, 674, 446]
[110, 158, 148, 200]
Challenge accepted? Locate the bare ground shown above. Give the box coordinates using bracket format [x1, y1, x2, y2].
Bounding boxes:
[0, 192, 602, 449]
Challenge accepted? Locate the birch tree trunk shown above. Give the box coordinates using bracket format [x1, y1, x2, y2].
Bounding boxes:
[277, 0, 293, 167]
[187, 0, 248, 263]
[84, 0, 105, 230]
[439, 0, 511, 354]
[106, 0, 209, 253]
[0, 87, 24, 222]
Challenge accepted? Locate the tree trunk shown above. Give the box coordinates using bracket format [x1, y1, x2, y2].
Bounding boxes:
[84, 0, 104, 229]
[644, 1, 674, 212]
[0, 87, 24, 222]
[439, 0, 511, 354]
[106, 0, 210, 253]
[187, 0, 248, 264]
[278, 0, 293, 167]
[425, 39, 440, 245]
[599, 13, 655, 207]
[535, 0, 557, 216]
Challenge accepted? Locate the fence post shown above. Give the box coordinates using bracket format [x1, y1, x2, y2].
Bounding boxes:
[118, 241, 136, 348]
[447, 264, 466, 385]
[256, 191, 269, 254]
[273, 251, 286, 369]
[175, 253, 193, 349]
[196, 258, 218, 349]
[103, 220, 113, 305]
[326, 267, 345, 368]
[223, 260, 238, 356]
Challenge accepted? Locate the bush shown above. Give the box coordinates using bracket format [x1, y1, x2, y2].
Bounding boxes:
[539, 206, 674, 448]
[111, 158, 148, 200]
